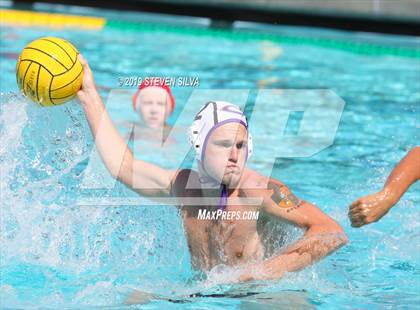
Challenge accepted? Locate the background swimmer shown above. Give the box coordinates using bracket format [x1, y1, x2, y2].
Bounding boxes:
[121, 77, 178, 151]
[349, 147, 420, 227]
[132, 77, 175, 129]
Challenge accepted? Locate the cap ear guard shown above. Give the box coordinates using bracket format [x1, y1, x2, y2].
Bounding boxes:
[247, 132, 253, 160]
[188, 121, 202, 160]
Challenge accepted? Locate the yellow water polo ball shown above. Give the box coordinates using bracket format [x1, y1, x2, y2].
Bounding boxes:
[16, 37, 83, 106]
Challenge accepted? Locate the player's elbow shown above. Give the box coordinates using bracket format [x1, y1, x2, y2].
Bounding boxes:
[334, 229, 348, 248]
[320, 218, 348, 248]
[329, 222, 348, 248]
[331, 220, 346, 234]
[109, 167, 126, 181]
[107, 162, 121, 180]
[340, 233, 349, 247]
[108, 152, 133, 183]
[321, 223, 348, 252]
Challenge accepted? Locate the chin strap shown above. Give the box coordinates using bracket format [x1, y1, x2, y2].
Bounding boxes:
[197, 162, 228, 211]
[218, 184, 228, 211]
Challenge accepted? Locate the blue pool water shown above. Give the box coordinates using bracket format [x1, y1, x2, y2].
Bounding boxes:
[1, 10, 419, 309]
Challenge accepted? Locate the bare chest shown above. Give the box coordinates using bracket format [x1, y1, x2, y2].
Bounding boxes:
[181, 206, 263, 269]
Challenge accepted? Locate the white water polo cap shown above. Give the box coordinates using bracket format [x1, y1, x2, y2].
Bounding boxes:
[188, 101, 253, 163]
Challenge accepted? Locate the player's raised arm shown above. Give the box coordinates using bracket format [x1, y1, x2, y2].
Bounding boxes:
[77, 55, 175, 198]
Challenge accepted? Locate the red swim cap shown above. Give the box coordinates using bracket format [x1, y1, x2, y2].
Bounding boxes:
[132, 77, 175, 114]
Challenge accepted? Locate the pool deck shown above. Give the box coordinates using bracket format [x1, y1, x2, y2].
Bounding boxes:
[188, 0, 420, 20]
[7, 0, 420, 35]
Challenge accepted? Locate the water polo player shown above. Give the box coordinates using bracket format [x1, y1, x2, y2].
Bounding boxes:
[132, 77, 175, 129]
[77, 55, 347, 282]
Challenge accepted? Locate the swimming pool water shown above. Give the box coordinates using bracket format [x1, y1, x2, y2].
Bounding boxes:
[1, 10, 419, 309]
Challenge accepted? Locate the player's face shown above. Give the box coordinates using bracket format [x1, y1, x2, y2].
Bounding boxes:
[203, 122, 248, 187]
[138, 87, 170, 128]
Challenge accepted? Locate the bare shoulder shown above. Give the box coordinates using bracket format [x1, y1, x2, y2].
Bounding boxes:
[170, 169, 200, 196]
[171, 168, 196, 184]
[240, 169, 286, 189]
